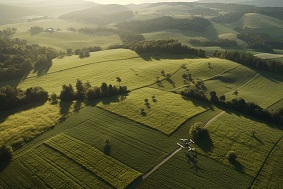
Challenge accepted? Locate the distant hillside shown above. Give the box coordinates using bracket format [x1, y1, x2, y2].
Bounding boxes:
[198, 0, 283, 7]
[60, 4, 134, 25]
[0, 4, 37, 23]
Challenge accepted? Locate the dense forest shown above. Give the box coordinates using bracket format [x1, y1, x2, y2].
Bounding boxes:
[0, 38, 63, 82]
[116, 16, 211, 33]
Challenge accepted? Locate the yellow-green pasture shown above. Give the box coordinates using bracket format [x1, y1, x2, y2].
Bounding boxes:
[97, 87, 207, 135]
[252, 136, 283, 189]
[2, 49, 190, 94]
[0, 101, 78, 147]
[205, 112, 283, 177]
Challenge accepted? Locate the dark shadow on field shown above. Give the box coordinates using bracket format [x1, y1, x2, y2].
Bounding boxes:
[0, 101, 46, 124]
[260, 71, 283, 83]
[181, 96, 214, 110]
[166, 78, 176, 88]
[34, 63, 52, 76]
[74, 100, 83, 112]
[104, 143, 111, 156]
[137, 53, 199, 61]
[0, 162, 10, 172]
[0, 70, 31, 88]
[229, 159, 244, 172]
[195, 131, 214, 153]
[185, 152, 201, 172]
[59, 101, 73, 116]
[101, 93, 129, 105]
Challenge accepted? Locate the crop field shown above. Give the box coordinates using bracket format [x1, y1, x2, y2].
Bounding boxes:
[223, 72, 283, 108]
[205, 112, 283, 176]
[252, 136, 283, 189]
[137, 152, 253, 189]
[3, 49, 185, 94]
[97, 87, 207, 135]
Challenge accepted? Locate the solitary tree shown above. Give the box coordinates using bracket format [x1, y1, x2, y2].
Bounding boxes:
[226, 151, 237, 162]
[233, 90, 238, 96]
[0, 145, 13, 164]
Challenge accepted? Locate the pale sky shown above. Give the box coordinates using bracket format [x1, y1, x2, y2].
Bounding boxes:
[89, 0, 198, 5]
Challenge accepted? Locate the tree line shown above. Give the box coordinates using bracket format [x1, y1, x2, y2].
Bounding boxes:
[212, 50, 283, 73]
[0, 27, 17, 38]
[0, 38, 63, 82]
[59, 79, 128, 101]
[116, 16, 211, 33]
[0, 85, 48, 111]
[123, 39, 206, 57]
[237, 32, 283, 52]
[180, 86, 283, 125]
[190, 39, 238, 47]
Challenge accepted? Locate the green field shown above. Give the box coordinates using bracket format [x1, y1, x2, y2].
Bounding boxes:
[97, 87, 207, 135]
[206, 113, 283, 176]
[252, 136, 283, 189]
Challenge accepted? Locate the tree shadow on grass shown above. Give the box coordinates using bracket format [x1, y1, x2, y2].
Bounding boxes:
[74, 100, 83, 112]
[101, 94, 129, 105]
[0, 162, 10, 172]
[59, 101, 73, 116]
[195, 132, 214, 153]
[229, 159, 244, 172]
[181, 96, 214, 110]
[103, 144, 111, 156]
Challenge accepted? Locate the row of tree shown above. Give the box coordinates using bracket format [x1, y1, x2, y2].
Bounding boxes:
[212, 50, 283, 73]
[0, 85, 48, 111]
[60, 79, 128, 101]
[0, 38, 63, 82]
[123, 39, 206, 57]
[190, 39, 238, 47]
[116, 16, 211, 33]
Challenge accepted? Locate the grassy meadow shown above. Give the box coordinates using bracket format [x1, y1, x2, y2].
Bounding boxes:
[97, 87, 207, 135]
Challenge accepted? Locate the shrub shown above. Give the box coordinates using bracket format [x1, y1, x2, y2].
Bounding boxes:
[0, 145, 13, 164]
[227, 151, 237, 162]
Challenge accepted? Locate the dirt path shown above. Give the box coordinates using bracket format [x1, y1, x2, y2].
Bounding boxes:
[142, 147, 182, 179]
[204, 111, 226, 128]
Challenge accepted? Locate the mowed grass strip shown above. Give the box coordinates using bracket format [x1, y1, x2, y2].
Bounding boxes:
[98, 88, 207, 135]
[252, 136, 283, 189]
[137, 153, 252, 189]
[44, 133, 141, 189]
[206, 113, 283, 176]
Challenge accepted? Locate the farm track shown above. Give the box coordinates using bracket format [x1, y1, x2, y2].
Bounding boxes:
[227, 73, 260, 93]
[204, 111, 226, 128]
[249, 135, 283, 189]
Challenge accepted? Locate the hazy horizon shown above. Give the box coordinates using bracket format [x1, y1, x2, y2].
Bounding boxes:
[89, 0, 198, 5]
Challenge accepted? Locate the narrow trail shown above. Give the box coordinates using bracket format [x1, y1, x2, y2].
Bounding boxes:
[142, 147, 182, 179]
[204, 111, 225, 128]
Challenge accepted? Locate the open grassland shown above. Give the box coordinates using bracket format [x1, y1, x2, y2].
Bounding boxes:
[235, 13, 283, 40]
[2, 49, 185, 94]
[205, 113, 283, 177]
[97, 87, 207, 135]
[150, 58, 242, 91]
[204, 65, 258, 96]
[252, 136, 283, 189]
[0, 101, 77, 148]
[45, 134, 141, 189]
[137, 152, 252, 189]
[224, 72, 283, 108]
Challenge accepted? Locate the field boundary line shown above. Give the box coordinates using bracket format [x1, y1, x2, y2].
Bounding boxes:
[266, 98, 283, 110]
[249, 134, 283, 189]
[204, 111, 225, 128]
